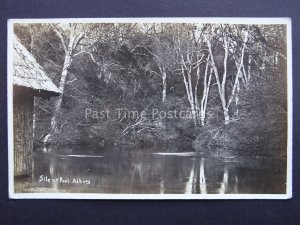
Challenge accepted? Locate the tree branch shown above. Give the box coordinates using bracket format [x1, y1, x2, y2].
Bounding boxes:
[51, 24, 67, 53]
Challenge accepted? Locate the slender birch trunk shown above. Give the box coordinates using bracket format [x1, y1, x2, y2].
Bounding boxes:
[50, 24, 84, 133]
[206, 36, 229, 124]
[181, 65, 198, 126]
[181, 57, 199, 126]
[239, 56, 251, 89]
[188, 68, 198, 125]
[235, 80, 240, 117]
[247, 57, 251, 83]
[241, 64, 247, 86]
[226, 31, 248, 108]
[50, 53, 73, 132]
[205, 29, 248, 125]
[161, 67, 167, 103]
[181, 57, 211, 127]
[200, 59, 212, 126]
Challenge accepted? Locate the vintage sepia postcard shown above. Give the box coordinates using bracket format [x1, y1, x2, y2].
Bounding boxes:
[8, 18, 292, 199]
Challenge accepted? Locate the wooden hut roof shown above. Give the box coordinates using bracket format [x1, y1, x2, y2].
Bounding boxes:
[13, 36, 60, 96]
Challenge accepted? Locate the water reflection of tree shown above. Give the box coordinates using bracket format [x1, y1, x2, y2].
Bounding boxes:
[185, 158, 239, 194]
[32, 153, 243, 194]
[185, 158, 207, 194]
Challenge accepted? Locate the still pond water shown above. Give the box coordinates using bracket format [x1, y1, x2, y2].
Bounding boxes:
[16, 147, 286, 194]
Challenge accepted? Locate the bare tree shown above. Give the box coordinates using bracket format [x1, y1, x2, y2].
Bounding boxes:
[173, 25, 202, 125]
[199, 57, 213, 126]
[205, 25, 249, 124]
[134, 23, 175, 103]
[173, 24, 213, 126]
[50, 23, 85, 133]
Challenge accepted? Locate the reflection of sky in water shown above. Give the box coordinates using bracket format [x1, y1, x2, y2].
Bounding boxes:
[15, 150, 286, 194]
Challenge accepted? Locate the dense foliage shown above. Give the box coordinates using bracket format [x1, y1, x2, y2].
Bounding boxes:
[14, 23, 287, 157]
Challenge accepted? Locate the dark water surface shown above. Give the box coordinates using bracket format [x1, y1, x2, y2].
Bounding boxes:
[15, 148, 287, 194]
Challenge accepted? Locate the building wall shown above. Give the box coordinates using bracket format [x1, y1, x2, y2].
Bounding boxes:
[13, 94, 34, 177]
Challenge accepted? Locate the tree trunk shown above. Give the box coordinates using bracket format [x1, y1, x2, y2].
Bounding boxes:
[247, 57, 251, 83]
[206, 37, 229, 125]
[190, 100, 198, 126]
[235, 80, 240, 117]
[224, 108, 230, 125]
[200, 111, 205, 126]
[187, 71, 198, 125]
[50, 53, 73, 133]
[206, 29, 248, 125]
[181, 64, 198, 126]
[162, 68, 167, 103]
[49, 26, 84, 135]
[200, 61, 212, 126]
